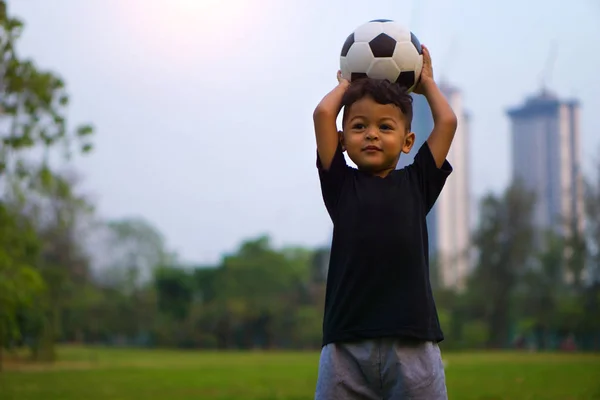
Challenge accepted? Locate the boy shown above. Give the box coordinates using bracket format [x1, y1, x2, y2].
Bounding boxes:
[312, 45, 457, 399]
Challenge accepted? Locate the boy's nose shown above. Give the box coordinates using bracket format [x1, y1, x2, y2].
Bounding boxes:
[365, 128, 379, 139]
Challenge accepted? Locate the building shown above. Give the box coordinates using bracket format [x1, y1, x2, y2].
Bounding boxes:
[506, 89, 584, 240]
[397, 82, 471, 290]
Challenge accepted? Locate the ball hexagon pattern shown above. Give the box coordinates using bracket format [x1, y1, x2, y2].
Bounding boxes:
[340, 19, 423, 92]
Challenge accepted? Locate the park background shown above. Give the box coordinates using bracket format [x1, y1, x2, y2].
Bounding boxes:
[1, 0, 599, 399]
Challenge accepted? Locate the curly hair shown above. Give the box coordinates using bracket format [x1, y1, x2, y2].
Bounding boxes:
[341, 78, 414, 131]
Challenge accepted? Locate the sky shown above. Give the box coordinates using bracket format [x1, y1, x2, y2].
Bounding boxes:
[8, 0, 600, 265]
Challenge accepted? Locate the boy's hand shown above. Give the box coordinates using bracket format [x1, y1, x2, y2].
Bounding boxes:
[415, 44, 458, 169]
[413, 45, 435, 95]
[337, 70, 350, 87]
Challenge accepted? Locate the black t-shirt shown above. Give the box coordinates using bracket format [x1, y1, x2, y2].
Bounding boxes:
[316, 141, 453, 347]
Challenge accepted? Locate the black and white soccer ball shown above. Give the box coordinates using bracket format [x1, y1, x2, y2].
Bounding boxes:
[340, 19, 423, 92]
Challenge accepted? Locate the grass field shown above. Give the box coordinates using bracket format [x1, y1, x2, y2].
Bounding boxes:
[1, 347, 600, 399]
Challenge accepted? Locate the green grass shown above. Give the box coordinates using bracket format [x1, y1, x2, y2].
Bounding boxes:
[1, 347, 600, 399]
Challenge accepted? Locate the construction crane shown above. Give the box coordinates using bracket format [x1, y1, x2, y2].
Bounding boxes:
[540, 41, 558, 93]
[406, 0, 457, 84]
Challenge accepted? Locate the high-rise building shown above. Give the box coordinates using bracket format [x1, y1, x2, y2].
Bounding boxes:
[506, 89, 584, 239]
[398, 82, 471, 290]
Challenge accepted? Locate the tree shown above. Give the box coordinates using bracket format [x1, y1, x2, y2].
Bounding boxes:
[192, 266, 219, 304]
[211, 236, 310, 349]
[310, 247, 330, 284]
[469, 181, 537, 348]
[0, 0, 94, 367]
[0, 203, 44, 370]
[0, 1, 93, 176]
[91, 218, 175, 292]
[517, 231, 564, 349]
[154, 266, 193, 321]
[31, 172, 95, 359]
[585, 157, 600, 285]
[581, 156, 600, 348]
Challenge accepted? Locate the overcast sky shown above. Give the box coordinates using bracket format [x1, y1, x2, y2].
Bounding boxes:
[9, 0, 600, 265]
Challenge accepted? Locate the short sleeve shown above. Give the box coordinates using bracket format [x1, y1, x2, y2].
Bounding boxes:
[406, 141, 453, 213]
[316, 143, 349, 221]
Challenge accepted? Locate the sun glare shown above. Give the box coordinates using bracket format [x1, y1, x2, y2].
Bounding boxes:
[173, 0, 223, 12]
[116, 0, 270, 63]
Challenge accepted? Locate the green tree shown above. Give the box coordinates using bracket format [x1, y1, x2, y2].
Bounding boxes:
[581, 157, 600, 348]
[0, 204, 44, 370]
[192, 266, 219, 304]
[31, 173, 94, 359]
[469, 181, 537, 348]
[94, 218, 175, 292]
[585, 158, 600, 286]
[517, 231, 564, 349]
[87, 217, 174, 344]
[154, 266, 193, 321]
[211, 236, 310, 349]
[0, 1, 93, 176]
[0, 0, 94, 367]
[310, 247, 330, 284]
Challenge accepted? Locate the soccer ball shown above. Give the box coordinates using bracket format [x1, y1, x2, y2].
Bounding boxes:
[340, 19, 423, 92]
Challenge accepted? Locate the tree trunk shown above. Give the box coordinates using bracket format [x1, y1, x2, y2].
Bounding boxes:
[488, 298, 510, 349]
[34, 309, 56, 363]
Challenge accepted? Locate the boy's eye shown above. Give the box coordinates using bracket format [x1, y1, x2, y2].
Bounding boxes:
[352, 123, 365, 130]
[380, 124, 393, 131]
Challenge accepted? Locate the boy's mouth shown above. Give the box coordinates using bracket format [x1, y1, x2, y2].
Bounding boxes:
[362, 145, 382, 152]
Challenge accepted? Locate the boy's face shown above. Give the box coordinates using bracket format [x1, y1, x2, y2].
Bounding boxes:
[341, 96, 415, 177]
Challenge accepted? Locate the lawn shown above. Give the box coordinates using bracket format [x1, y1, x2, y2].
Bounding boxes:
[1, 347, 599, 399]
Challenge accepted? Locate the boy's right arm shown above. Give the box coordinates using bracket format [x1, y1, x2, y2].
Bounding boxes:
[313, 72, 350, 170]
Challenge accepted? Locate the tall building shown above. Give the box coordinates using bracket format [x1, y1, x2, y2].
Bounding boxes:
[397, 82, 471, 290]
[506, 89, 584, 239]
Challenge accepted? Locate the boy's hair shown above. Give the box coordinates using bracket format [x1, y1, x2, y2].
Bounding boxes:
[341, 78, 414, 131]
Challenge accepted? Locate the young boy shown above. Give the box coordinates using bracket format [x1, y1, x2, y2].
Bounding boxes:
[312, 45, 457, 399]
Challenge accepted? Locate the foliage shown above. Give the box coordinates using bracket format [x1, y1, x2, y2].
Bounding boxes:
[0, 0, 93, 176]
[0, 202, 44, 368]
[467, 181, 537, 348]
[0, 0, 94, 368]
[3, 177, 599, 355]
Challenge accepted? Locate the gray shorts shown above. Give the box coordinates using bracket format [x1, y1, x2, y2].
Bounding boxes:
[314, 338, 447, 400]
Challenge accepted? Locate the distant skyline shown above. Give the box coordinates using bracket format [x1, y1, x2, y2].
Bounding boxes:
[8, 0, 600, 265]
[507, 90, 585, 243]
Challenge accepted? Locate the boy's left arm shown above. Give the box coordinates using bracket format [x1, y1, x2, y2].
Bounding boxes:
[415, 46, 458, 168]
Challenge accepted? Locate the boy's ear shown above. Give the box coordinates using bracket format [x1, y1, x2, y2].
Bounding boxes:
[402, 132, 416, 154]
[338, 130, 346, 151]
